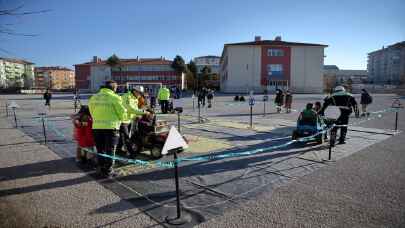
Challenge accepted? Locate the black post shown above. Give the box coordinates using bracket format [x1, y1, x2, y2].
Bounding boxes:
[13, 108, 17, 128]
[174, 151, 181, 218]
[74, 100, 77, 113]
[395, 110, 398, 131]
[198, 102, 201, 123]
[42, 117, 47, 144]
[166, 148, 189, 225]
[192, 95, 195, 111]
[328, 142, 332, 160]
[250, 106, 253, 128]
[329, 130, 336, 160]
[5, 103, 8, 117]
[177, 111, 181, 133]
[263, 100, 266, 116]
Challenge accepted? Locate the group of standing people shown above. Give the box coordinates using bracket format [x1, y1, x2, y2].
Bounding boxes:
[197, 87, 214, 108]
[274, 89, 293, 113]
[72, 80, 152, 177]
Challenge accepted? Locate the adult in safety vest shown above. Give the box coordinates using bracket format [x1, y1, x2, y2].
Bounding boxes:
[158, 85, 170, 114]
[319, 86, 358, 144]
[119, 85, 148, 158]
[88, 80, 126, 177]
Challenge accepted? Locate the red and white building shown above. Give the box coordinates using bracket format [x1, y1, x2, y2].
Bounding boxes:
[74, 56, 184, 92]
[220, 36, 327, 93]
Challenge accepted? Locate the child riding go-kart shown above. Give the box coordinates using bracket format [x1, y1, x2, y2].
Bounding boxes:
[130, 110, 171, 159]
[292, 103, 327, 144]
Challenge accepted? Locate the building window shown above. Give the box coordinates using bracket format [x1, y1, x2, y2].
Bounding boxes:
[267, 64, 283, 77]
[267, 49, 284, 57]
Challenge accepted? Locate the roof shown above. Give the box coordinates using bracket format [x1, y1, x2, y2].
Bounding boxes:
[324, 65, 339, 70]
[0, 57, 34, 65]
[194, 55, 221, 59]
[75, 58, 173, 66]
[224, 40, 328, 47]
[368, 41, 405, 55]
[35, 66, 74, 71]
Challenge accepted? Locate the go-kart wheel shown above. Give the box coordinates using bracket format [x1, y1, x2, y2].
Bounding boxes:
[150, 147, 162, 159]
[131, 142, 142, 154]
[292, 130, 299, 140]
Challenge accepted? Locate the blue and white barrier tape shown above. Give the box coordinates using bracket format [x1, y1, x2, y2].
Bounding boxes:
[35, 107, 397, 169]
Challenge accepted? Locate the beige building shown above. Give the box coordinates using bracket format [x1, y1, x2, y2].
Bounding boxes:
[220, 36, 327, 93]
[0, 58, 34, 89]
[75, 56, 183, 93]
[35, 67, 75, 90]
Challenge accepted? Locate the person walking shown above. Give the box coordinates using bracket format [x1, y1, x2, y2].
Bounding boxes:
[207, 89, 214, 108]
[119, 86, 148, 158]
[284, 90, 293, 113]
[198, 88, 207, 107]
[360, 89, 372, 117]
[158, 85, 170, 114]
[274, 89, 284, 113]
[88, 80, 126, 177]
[319, 86, 358, 144]
[43, 89, 52, 109]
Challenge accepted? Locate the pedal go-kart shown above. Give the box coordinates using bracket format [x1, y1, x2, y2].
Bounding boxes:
[292, 115, 327, 144]
[130, 115, 171, 159]
[292, 115, 337, 144]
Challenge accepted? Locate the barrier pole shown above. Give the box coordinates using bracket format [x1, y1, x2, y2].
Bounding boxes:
[198, 102, 201, 123]
[329, 130, 336, 160]
[5, 103, 8, 117]
[328, 142, 332, 160]
[250, 106, 253, 128]
[395, 110, 398, 131]
[177, 111, 181, 133]
[192, 96, 195, 111]
[263, 101, 266, 117]
[42, 116, 47, 144]
[166, 148, 189, 225]
[12, 108, 17, 128]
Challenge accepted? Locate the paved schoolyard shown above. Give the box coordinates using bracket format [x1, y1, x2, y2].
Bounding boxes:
[0, 93, 404, 227]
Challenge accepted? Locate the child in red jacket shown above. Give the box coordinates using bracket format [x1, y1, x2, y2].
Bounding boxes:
[72, 105, 95, 164]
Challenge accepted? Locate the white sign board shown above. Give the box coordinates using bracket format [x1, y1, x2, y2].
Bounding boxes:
[9, 101, 20, 109]
[161, 126, 188, 155]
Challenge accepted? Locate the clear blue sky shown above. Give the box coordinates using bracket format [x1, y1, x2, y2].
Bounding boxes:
[1, 0, 404, 70]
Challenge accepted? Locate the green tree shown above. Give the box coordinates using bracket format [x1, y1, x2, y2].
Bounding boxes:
[171, 55, 187, 74]
[106, 54, 121, 83]
[200, 66, 212, 87]
[187, 60, 197, 89]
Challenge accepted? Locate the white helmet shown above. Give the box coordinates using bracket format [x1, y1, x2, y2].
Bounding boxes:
[334, 86, 345, 92]
[133, 85, 144, 93]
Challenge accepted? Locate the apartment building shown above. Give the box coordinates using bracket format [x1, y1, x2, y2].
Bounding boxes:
[35, 67, 75, 89]
[0, 58, 34, 88]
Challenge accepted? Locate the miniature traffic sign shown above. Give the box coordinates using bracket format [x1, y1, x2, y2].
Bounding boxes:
[9, 101, 20, 109]
[249, 97, 255, 106]
[392, 98, 403, 108]
[161, 126, 188, 155]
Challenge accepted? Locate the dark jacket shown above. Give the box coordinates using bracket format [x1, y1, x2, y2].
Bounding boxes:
[43, 92, 52, 100]
[275, 90, 284, 105]
[320, 91, 358, 116]
[360, 91, 372, 105]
